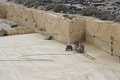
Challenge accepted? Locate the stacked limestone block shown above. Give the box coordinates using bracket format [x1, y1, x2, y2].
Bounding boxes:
[7, 26, 34, 35]
[0, 19, 34, 36]
[0, 19, 11, 30]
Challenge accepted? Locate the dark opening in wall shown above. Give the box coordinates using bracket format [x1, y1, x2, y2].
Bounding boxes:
[25, 19, 28, 21]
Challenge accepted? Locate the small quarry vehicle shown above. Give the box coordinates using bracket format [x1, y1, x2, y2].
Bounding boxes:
[75, 44, 85, 53]
[65, 44, 85, 53]
[66, 45, 73, 51]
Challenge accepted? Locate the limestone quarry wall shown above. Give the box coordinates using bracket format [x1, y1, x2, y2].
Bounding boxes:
[0, 2, 85, 43]
[86, 19, 120, 57]
[69, 18, 86, 43]
[0, 2, 120, 57]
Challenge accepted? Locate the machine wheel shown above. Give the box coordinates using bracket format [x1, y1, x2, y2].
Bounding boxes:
[65, 45, 73, 51]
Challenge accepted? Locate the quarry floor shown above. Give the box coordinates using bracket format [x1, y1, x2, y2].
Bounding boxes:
[0, 33, 120, 80]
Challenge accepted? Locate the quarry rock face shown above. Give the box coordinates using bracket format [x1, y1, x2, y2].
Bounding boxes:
[0, 2, 120, 57]
[86, 19, 120, 57]
[0, 2, 86, 43]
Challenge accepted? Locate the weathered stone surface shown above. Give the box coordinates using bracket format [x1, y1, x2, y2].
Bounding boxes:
[0, 2, 85, 43]
[86, 19, 120, 57]
[0, 33, 120, 80]
[0, 2, 120, 57]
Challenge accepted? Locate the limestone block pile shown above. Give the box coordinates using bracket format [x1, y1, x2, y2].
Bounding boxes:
[0, 19, 34, 36]
[0, 19, 10, 30]
[7, 26, 34, 35]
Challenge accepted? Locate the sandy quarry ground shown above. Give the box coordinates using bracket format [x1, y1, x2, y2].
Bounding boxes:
[0, 33, 120, 80]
